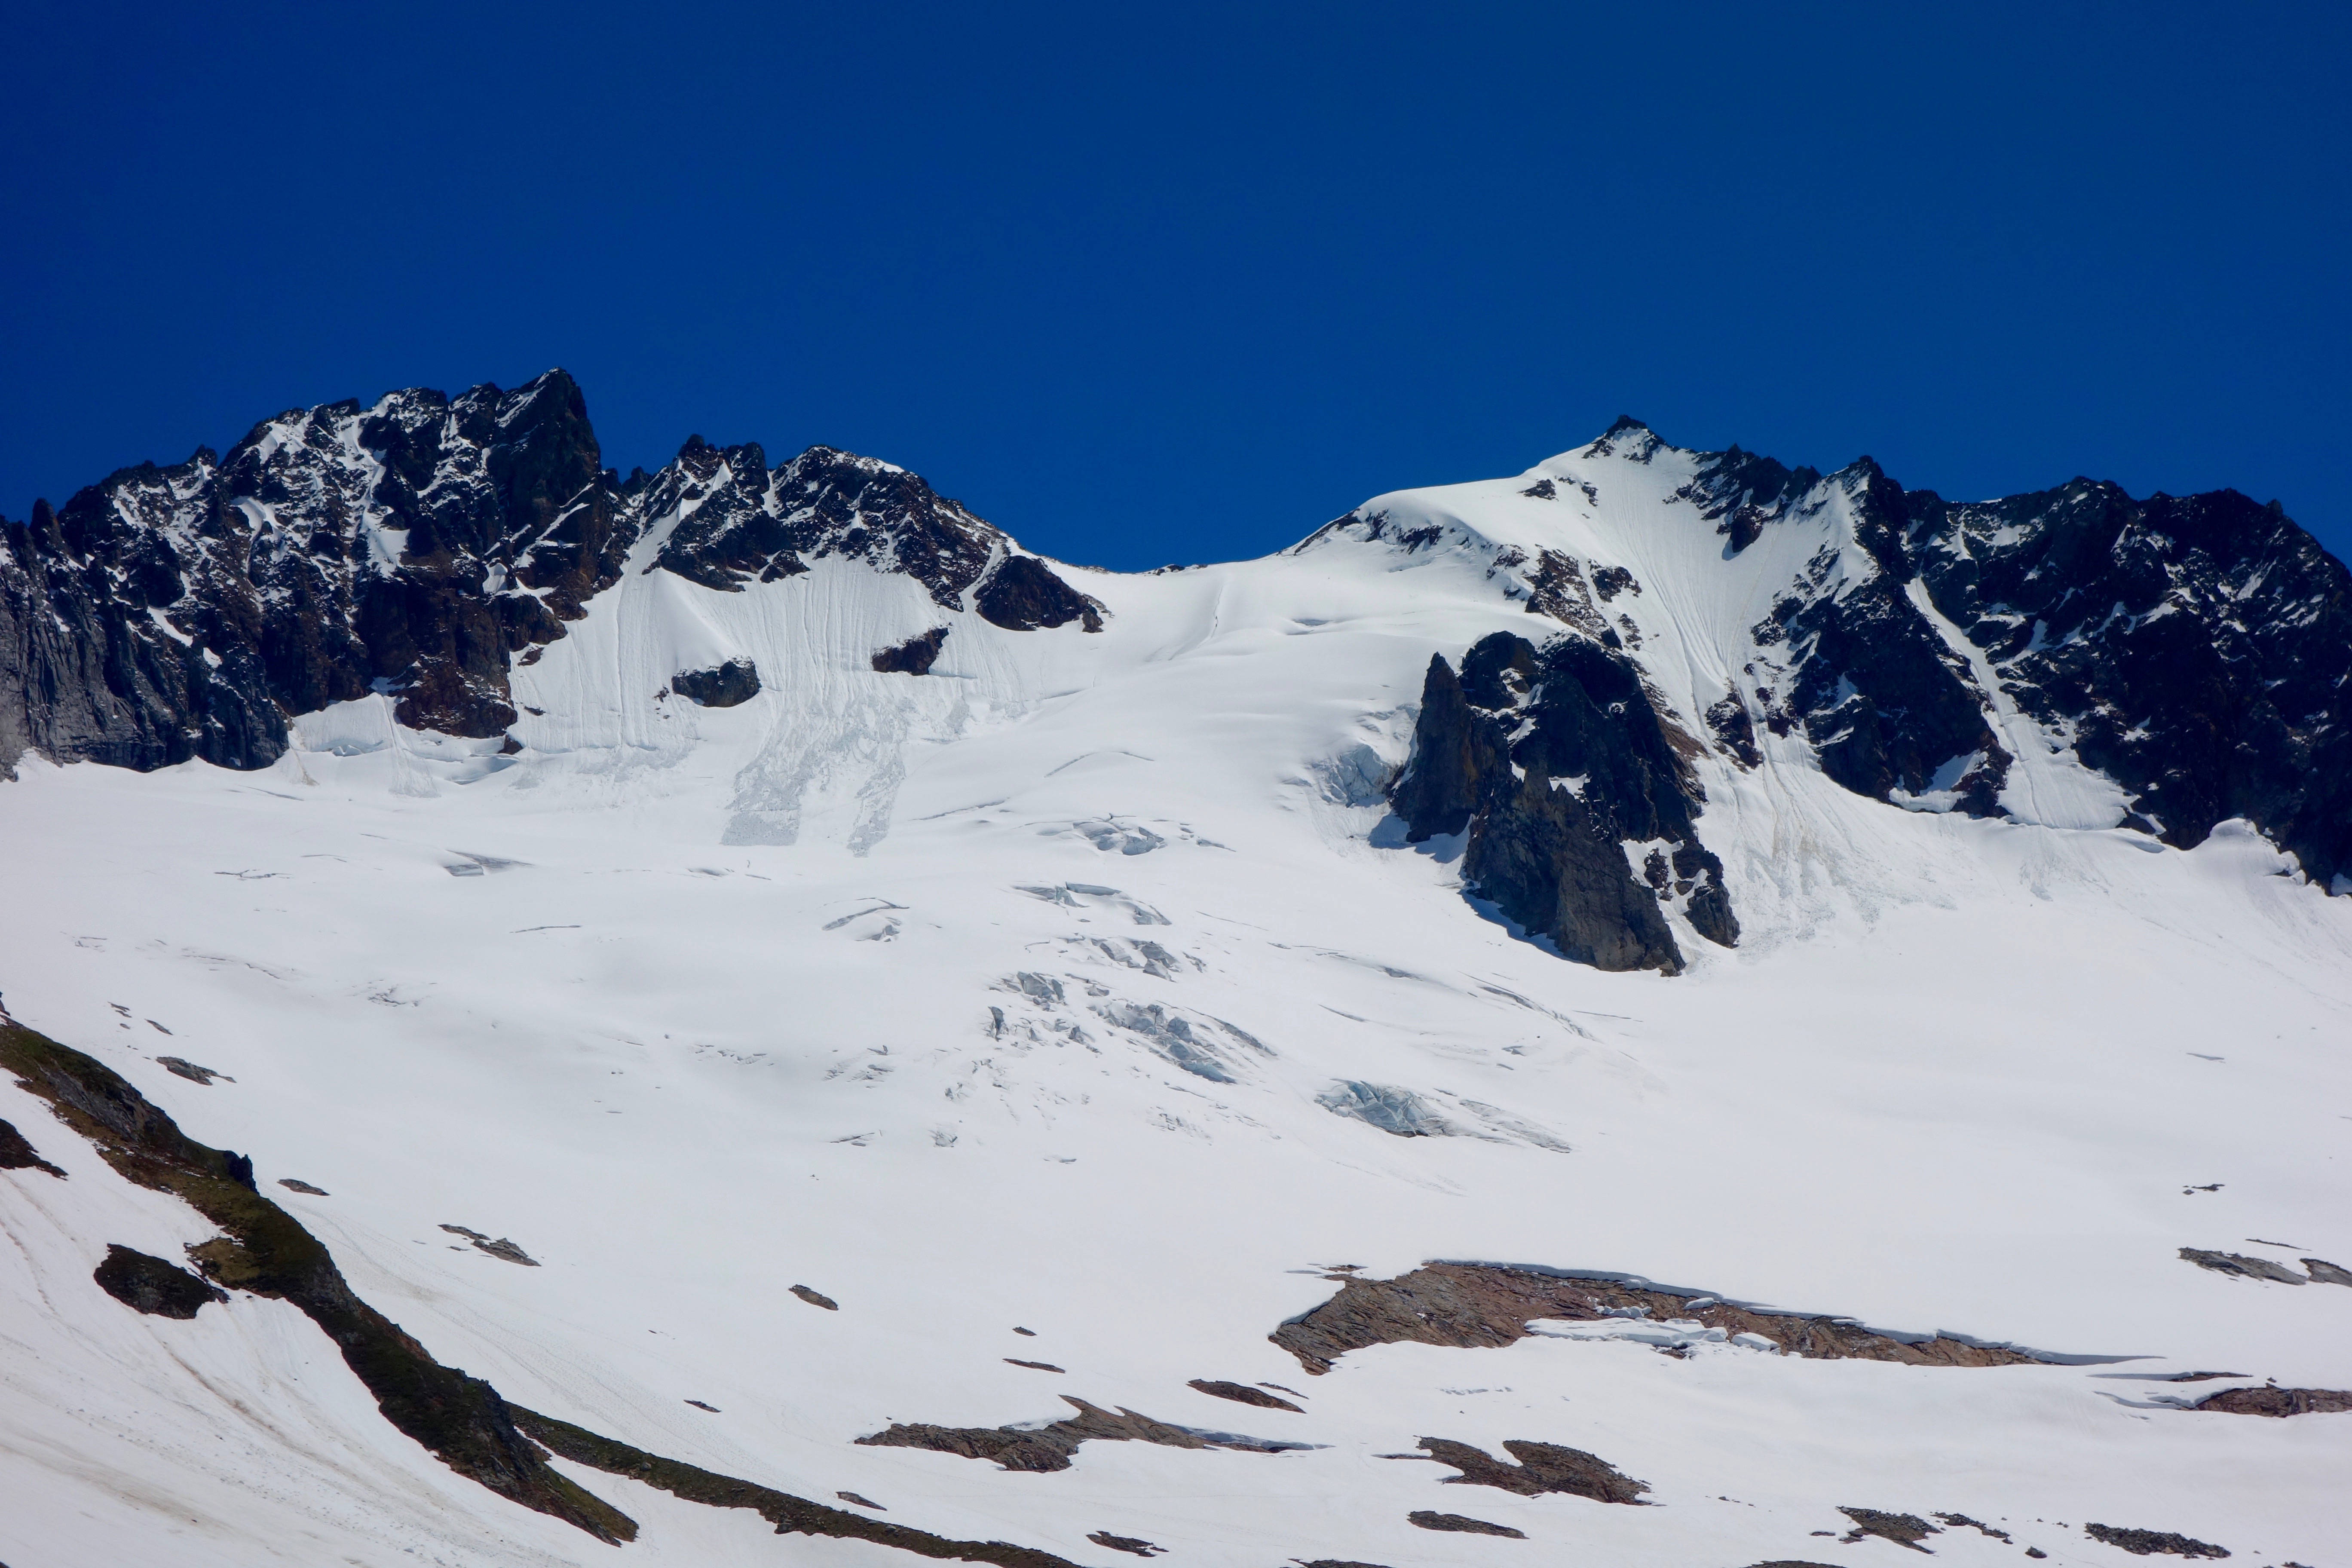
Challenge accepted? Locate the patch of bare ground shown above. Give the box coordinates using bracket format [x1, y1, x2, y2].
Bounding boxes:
[513, 1406, 1082, 1568]
[1408, 1510, 1523, 1537]
[2192, 1385, 2352, 1416]
[1188, 1379, 1302, 1412]
[858, 1396, 1314, 1472]
[1415, 1438, 1648, 1503]
[2083, 1524, 2230, 1558]
[1271, 1262, 2046, 1374]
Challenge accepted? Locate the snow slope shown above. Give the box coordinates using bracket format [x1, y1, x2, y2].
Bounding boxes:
[3, 428, 2348, 1568]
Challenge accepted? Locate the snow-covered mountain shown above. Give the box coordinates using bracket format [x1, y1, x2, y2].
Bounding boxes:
[2, 375, 2347, 1568]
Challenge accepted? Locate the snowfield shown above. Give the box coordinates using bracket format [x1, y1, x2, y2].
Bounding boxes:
[3, 430, 2347, 1567]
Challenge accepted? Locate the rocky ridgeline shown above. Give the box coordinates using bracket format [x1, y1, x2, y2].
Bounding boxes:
[1375, 419, 2352, 939]
[0, 371, 1102, 773]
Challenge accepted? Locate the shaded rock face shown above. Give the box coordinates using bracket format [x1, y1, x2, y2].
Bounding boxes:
[1733, 454, 2352, 881]
[671, 658, 760, 708]
[1390, 632, 1736, 974]
[643, 438, 993, 606]
[0, 1116, 65, 1176]
[872, 627, 949, 675]
[1323, 420, 2352, 891]
[93, 1243, 226, 1318]
[975, 554, 1104, 632]
[1908, 480, 2352, 879]
[0, 372, 617, 766]
[0, 377, 1099, 778]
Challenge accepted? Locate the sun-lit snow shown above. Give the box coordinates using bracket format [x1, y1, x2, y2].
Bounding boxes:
[2, 430, 2347, 1567]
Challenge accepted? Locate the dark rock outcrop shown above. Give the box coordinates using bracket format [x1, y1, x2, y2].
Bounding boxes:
[1390, 632, 1736, 974]
[1087, 1531, 1164, 1557]
[1, 377, 1095, 779]
[672, 658, 760, 707]
[1909, 481, 2352, 879]
[2193, 1385, 2352, 1416]
[0, 372, 615, 765]
[1838, 1508, 1939, 1552]
[1418, 1437, 1648, 1504]
[7, 1012, 1094, 1568]
[873, 628, 950, 675]
[974, 554, 1104, 632]
[94, 1243, 227, 1317]
[0, 1116, 65, 1176]
[857, 1395, 1308, 1473]
[1325, 420, 2352, 890]
[513, 1405, 1085, 1568]
[2180, 1247, 2308, 1283]
[0, 1016, 636, 1542]
[1270, 1261, 2043, 1375]
[1407, 1511, 1523, 1538]
[1727, 451, 2352, 881]
[1188, 1379, 1303, 1412]
[2083, 1524, 2231, 1558]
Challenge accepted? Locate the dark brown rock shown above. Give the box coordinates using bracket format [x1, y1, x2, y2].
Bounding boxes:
[2192, 1385, 2352, 1416]
[0, 1116, 64, 1177]
[515, 1405, 1082, 1568]
[856, 1394, 1308, 1473]
[1936, 1513, 2012, 1542]
[873, 628, 950, 675]
[1187, 1379, 1302, 1412]
[1418, 1437, 1648, 1503]
[1270, 1261, 2043, 1375]
[1838, 1508, 1939, 1552]
[1389, 633, 1736, 974]
[2084, 1524, 2230, 1558]
[2180, 1248, 2306, 1283]
[1087, 1531, 1164, 1557]
[672, 658, 760, 707]
[974, 555, 1104, 632]
[0, 1018, 633, 1544]
[1407, 1511, 1523, 1538]
[94, 1243, 225, 1318]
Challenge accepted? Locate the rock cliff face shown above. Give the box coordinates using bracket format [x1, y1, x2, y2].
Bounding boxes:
[1696, 444, 2352, 884]
[0, 372, 1103, 775]
[1390, 631, 1738, 975]
[1343, 417, 2352, 910]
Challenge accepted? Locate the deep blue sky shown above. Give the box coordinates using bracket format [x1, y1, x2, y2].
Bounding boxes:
[5, 2, 2345, 569]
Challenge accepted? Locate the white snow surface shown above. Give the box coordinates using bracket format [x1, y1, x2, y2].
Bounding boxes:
[3, 429, 2349, 1566]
